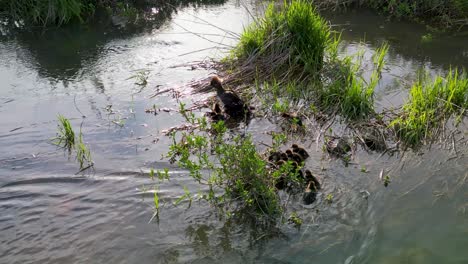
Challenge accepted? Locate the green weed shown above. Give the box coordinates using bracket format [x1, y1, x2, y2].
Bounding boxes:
[391, 69, 468, 147]
[52, 114, 93, 171]
[230, 0, 330, 82]
[53, 115, 75, 151]
[76, 132, 92, 170]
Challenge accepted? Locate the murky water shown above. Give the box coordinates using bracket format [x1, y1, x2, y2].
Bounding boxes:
[1, 2, 467, 263]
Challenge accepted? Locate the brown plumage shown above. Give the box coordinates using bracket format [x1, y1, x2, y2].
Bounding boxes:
[303, 181, 317, 205]
[210, 76, 250, 119]
[286, 149, 305, 163]
[212, 102, 222, 115]
[304, 170, 321, 191]
[275, 176, 286, 190]
[206, 102, 225, 121]
[292, 144, 309, 159]
[268, 151, 282, 163]
[280, 152, 288, 161]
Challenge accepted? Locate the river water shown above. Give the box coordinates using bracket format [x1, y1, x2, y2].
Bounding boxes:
[0, 1, 467, 263]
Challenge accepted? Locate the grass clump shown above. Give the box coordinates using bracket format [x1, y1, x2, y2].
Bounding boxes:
[391, 69, 468, 147]
[54, 114, 76, 151]
[320, 43, 389, 120]
[53, 114, 93, 170]
[229, 0, 330, 82]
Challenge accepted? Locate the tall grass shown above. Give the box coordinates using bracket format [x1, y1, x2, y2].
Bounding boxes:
[0, 0, 95, 25]
[320, 43, 389, 120]
[230, 0, 330, 82]
[54, 114, 75, 151]
[391, 69, 468, 147]
[53, 114, 93, 170]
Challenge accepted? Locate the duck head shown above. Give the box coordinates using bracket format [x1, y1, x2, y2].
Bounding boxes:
[210, 76, 225, 94]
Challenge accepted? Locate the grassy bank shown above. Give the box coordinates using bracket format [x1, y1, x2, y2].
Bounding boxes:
[391, 69, 468, 147]
[0, 0, 226, 26]
[315, 0, 468, 29]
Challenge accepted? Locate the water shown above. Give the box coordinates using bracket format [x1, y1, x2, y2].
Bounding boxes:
[1, 2, 467, 263]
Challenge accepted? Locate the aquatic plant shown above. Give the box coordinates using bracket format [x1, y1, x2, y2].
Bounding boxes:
[53, 115, 93, 171]
[391, 69, 468, 147]
[76, 132, 93, 171]
[53, 114, 76, 151]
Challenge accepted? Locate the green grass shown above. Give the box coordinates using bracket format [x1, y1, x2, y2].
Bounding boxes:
[76, 132, 92, 170]
[320, 43, 389, 120]
[231, 0, 330, 81]
[391, 69, 468, 147]
[53, 114, 93, 170]
[166, 116, 281, 216]
[54, 114, 75, 150]
[0, 0, 95, 25]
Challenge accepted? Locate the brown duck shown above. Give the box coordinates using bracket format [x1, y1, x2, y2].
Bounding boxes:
[206, 102, 225, 121]
[285, 149, 305, 163]
[210, 76, 250, 119]
[292, 144, 309, 159]
[304, 170, 321, 191]
[303, 181, 317, 205]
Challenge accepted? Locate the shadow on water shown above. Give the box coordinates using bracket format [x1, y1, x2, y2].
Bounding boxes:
[2, 0, 227, 81]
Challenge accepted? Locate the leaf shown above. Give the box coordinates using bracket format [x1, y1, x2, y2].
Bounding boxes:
[153, 192, 159, 210]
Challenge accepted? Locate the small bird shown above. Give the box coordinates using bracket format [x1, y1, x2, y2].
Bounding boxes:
[206, 102, 225, 121]
[268, 151, 282, 163]
[280, 152, 288, 161]
[303, 181, 317, 205]
[275, 159, 287, 168]
[210, 76, 250, 119]
[304, 170, 321, 191]
[292, 144, 309, 159]
[212, 102, 222, 114]
[275, 176, 286, 190]
[286, 149, 305, 163]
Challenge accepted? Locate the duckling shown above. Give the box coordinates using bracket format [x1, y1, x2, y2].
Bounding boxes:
[304, 170, 321, 191]
[302, 181, 317, 205]
[275, 176, 286, 190]
[212, 102, 222, 115]
[210, 76, 250, 119]
[268, 151, 282, 163]
[275, 159, 287, 168]
[280, 152, 288, 161]
[285, 149, 305, 163]
[292, 144, 309, 159]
